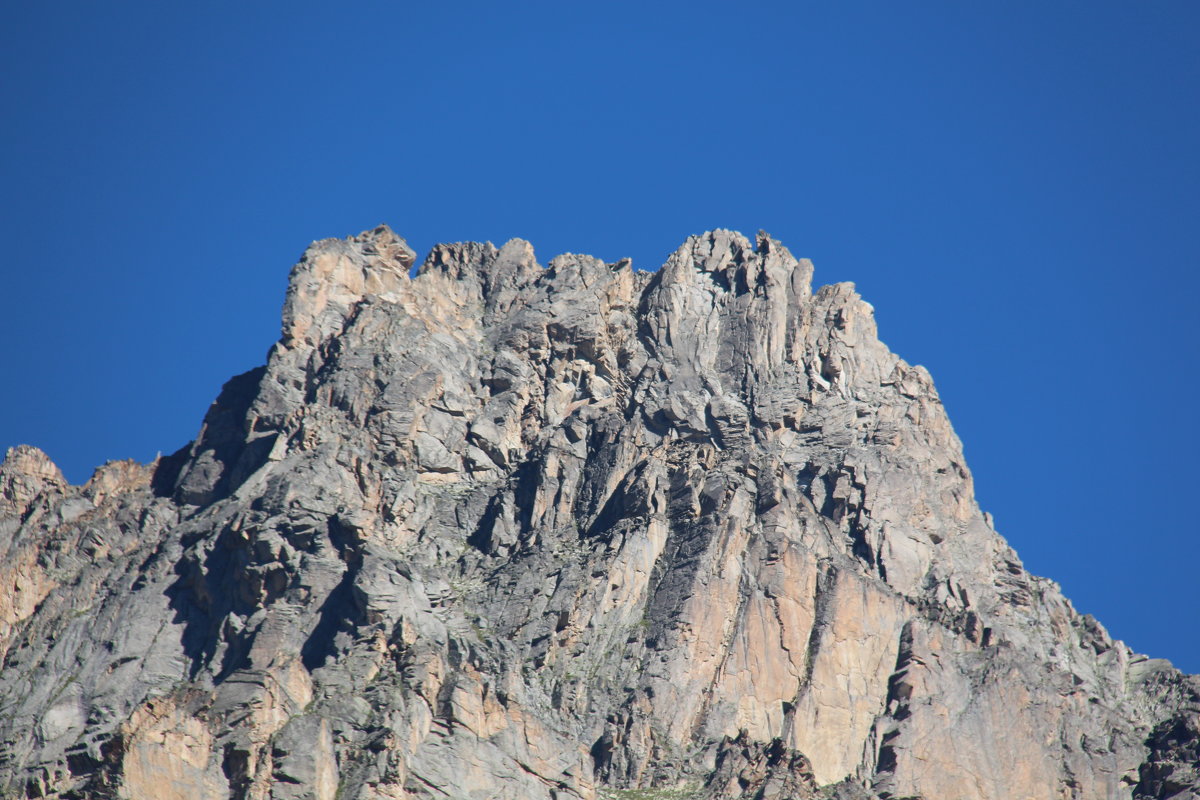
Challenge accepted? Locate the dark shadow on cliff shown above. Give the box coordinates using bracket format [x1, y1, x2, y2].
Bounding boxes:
[301, 516, 367, 671]
[169, 366, 268, 507]
[164, 523, 254, 681]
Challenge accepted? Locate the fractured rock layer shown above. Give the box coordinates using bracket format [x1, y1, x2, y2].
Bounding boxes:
[1, 225, 1197, 800]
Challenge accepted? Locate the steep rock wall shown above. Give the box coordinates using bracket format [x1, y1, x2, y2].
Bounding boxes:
[1, 226, 1196, 800]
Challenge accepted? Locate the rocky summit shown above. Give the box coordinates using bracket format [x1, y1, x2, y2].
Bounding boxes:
[1, 226, 1197, 800]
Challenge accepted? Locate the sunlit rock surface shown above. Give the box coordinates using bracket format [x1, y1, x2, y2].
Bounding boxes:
[2, 226, 1197, 799]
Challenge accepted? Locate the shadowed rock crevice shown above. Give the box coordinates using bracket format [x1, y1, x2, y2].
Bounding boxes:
[299, 522, 367, 672]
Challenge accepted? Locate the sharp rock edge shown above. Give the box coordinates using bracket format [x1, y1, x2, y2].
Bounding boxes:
[1, 225, 1197, 800]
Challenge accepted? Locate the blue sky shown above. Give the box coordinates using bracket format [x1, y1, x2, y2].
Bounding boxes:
[2, 1, 1197, 672]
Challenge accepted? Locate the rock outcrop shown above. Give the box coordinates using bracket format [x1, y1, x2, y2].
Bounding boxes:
[1, 225, 1197, 800]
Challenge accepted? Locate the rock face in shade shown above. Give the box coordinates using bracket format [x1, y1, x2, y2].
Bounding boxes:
[1, 225, 1197, 800]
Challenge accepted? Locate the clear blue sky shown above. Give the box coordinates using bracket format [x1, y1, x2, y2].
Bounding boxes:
[2, 1, 1197, 672]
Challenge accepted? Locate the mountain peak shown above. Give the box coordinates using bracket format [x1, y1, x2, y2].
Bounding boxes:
[281, 226, 417, 348]
[0, 444, 66, 516]
[1, 227, 1195, 800]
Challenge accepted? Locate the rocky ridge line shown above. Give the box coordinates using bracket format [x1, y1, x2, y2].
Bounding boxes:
[1, 225, 1197, 800]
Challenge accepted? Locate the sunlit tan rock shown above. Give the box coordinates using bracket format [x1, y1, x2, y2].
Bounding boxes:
[1, 227, 1195, 800]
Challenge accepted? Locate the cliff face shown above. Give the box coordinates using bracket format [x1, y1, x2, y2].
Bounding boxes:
[1, 226, 1196, 800]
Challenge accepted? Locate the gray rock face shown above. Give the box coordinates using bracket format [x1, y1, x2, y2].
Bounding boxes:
[1, 225, 1197, 800]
